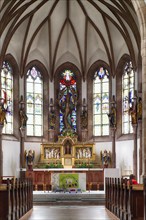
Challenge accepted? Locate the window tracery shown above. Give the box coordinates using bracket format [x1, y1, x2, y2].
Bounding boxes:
[122, 61, 135, 134]
[0, 61, 13, 134]
[93, 67, 109, 136]
[26, 66, 43, 136]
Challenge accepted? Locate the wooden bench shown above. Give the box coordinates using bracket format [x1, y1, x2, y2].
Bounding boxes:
[0, 178, 33, 220]
[105, 177, 145, 220]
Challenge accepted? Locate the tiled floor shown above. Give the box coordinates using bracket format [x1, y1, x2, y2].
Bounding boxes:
[20, 205, 119, 220]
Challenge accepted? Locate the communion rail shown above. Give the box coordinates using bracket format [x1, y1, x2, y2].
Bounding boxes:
[0, 178, 33, 220]
[105, 177, 145, 220]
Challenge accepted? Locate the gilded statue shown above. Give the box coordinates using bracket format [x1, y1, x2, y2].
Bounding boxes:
[0, 105, 7, 125]
[137, 97, 142, 120]
[100, 150, 111, 168]
[129, 102, 137, 124]
[25, 149, 35, 170]
[80, 110, 88, 130]
[20, 109, 28, 128]
[49, 110, 56, 130]
[107, 104, 116, 127]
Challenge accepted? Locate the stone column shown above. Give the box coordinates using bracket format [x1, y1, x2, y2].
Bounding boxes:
[20, 127, 26, 169]
[0, 125, 4, 177]
[110, 127, 116, 168]
[81, 98, 88, 142]
[138, 120, 142, 177]
[81, 129, 88, 142]
[132, 124, 138, 179]
[48, 98, 56, 142]
[49, 129, 55, 142]
[19, 96, 28, 171]
[131, 2, 146, 219]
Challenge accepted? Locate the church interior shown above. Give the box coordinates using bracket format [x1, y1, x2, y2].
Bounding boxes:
[0, 0, 146, 220]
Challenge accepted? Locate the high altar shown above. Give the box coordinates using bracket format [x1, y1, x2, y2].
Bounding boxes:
[25, 136, 104, 191]
[38, 136, 95, 169]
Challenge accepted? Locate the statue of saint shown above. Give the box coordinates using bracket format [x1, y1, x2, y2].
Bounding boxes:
[129, 102, 137, 124]
[20, 109, 28, 128]
[64, 140, 72, 154]
[137, 97, 142, 120]
[107, 103, 116, 127]
[100, 150, 111, 168]
[25, 150, 35, 170]
[0, 105, 7, 125]
[80, 110, 88, 130]
[49, 110, 56, 129]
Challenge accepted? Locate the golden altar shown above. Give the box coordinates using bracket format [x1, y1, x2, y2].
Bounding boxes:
[39, 136, 95, 168]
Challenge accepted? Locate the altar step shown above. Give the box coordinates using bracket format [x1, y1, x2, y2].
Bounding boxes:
[33, 191, 105, 205]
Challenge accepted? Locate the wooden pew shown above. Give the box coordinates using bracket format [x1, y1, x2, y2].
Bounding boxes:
[128, 184, 144, 220]
[0, 178, 33, 220]
[0, 183, 11, 220]
[105, 177, 145, 220]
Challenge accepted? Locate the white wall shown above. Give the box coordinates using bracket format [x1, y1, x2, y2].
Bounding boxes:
[116, 140, 134, 175]
[94, 140, 134, 176]
[2, 140, 20, 178]
[2, 139, 137, 180]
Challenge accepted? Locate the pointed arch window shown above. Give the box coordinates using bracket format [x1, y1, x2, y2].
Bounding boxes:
[122, 61, 134, 134]
[58, 70, 77, 133]
[26, 66, 43, 136]
[93, 67, 109, 136]
[0, 61, 13, 134]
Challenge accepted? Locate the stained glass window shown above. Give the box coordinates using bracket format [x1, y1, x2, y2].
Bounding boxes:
[0, 61, 13, 134]
[58, 70, 77, 133]
[122, 61, 134, 134]
[93, 67, 109, 136]
[26, 67, 43, 136]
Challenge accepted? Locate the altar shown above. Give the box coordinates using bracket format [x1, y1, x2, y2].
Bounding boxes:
[38, 136, 96, 169]
[25, 168, 104, 191]
[24, 136, 104, 191]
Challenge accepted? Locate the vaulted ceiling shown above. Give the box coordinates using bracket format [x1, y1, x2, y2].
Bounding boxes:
[0, 0, 140, 80]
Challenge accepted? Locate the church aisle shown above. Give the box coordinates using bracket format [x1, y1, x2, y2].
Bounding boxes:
[20, 205, 119, 220]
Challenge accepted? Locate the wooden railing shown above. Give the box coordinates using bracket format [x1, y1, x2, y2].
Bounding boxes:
[105, 177, 145, 220]
[0, 178, 33, 220]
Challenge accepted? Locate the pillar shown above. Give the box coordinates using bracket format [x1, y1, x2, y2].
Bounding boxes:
[132, 124, 138, 179]
[0, 125, 4, 177]
[110, 127, 116, 168]
[20, 127, 26, 169]
[138, 120, 142, 178]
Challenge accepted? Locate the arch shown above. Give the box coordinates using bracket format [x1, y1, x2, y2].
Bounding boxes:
[132, 1, 146, 45]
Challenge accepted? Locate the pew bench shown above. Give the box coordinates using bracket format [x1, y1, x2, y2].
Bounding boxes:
[0, 178, 33, 220]
[105, 178, 145, 220]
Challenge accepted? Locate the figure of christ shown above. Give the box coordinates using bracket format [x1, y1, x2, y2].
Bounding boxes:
[64, 140, 72, 154]
[64, 91, 72, 130]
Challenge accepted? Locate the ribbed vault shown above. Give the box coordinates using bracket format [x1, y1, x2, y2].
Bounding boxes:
[0, 0, 140, 80]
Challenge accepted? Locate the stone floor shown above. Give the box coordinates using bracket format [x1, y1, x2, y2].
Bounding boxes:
[20, 205, 120, 220]
[33, 190, 105, 205]
[20, 190, 119, 220]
